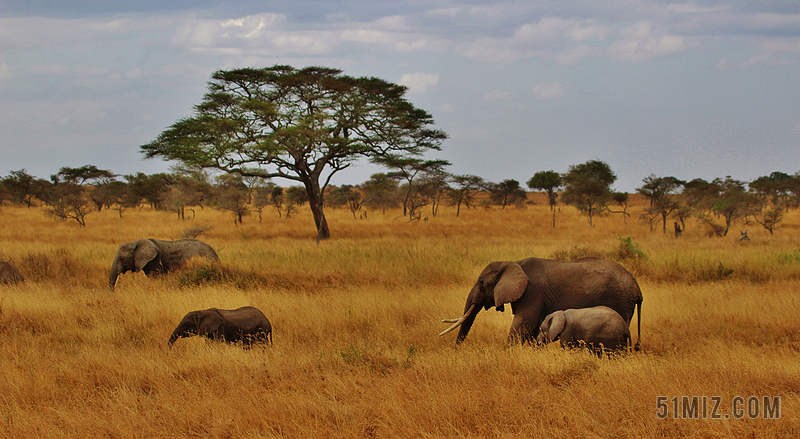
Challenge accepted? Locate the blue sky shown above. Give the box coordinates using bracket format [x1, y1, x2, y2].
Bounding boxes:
[2, 0, 799, 191]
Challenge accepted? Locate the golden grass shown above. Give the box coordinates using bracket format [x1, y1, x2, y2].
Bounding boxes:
[0, 198, 799, 437]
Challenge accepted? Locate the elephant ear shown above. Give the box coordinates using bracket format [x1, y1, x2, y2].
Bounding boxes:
[493, 261, 529, 308]
[133, 240, 158, 272]
[546, 311, 566, 342]
[198, 310, 224, 334]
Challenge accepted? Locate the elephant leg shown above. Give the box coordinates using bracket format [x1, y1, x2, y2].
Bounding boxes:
[508, 314, 537, 344]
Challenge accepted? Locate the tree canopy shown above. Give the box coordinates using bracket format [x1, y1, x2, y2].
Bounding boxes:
[561, 160, 617, 226]
[141, 65, 447, 240]
[636, 174, 684, 232]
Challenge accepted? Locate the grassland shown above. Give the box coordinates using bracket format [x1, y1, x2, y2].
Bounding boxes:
[0, 195, 798, 438]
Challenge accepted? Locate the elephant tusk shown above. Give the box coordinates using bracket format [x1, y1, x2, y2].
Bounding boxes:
[439, 304, 476, 336]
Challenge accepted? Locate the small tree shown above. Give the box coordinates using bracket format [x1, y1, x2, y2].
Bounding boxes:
[527, 170, 562, 227]
[418, 167, 450, 218]
[561, 160, 617, 227]
[2, 169, 41, 207]
[448, 174, 487, 217]
[360, 173, 400, 214]
[125, 173, 175, 210]
[374, 155, 450, 218]
[254, 183, 287, 218]
[286, 186, 309, 206]
[328, 185, 365, 219]
[711, 176, 754, 236]
[681, 178, 720, 215]
[609, 192, 630, 225]
[488, 179, 527, 209]
[749, 174, 788, 236]
[750, 171, 793, 210]
[750, 204, 784, 236]
[636, 175, 684, 233]
[46, 174, 88, 227]
[168, 169, 215, 219]
[214, 174, 250, 224]
[44, 165, 114, 226]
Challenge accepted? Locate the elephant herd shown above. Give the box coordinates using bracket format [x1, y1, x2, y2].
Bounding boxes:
[4, 237, 644, 354]
[106, 238, 272, 347]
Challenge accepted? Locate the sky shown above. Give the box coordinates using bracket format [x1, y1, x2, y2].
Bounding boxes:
[1, 1, 799, 192]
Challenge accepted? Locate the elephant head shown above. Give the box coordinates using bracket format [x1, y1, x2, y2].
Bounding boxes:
[440, 261, 529, 344]
[536, 310, 566, 345]
[108, 239, 160, 289]
[168, 309, 223, 347]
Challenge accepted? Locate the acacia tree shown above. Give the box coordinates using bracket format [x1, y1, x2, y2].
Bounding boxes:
[527, 170, 562, 227]
[141, 65, 446, 241]
[750, 171, 794, 211]
[359, 173, 400, 214]
[488, 179, 527, 208]
[636, 174, 684, 232]
[710, 176, 754, 236]
[561, 160, 617, 227]
[448, 174, 486, 217]
[374, 155, 450, 219]
[2, 169, 43, 207]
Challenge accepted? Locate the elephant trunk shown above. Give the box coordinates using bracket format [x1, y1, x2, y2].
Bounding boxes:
[108, 259, 122, 290]
[455, 304, 481, 344]
[439, 303, 480, 344]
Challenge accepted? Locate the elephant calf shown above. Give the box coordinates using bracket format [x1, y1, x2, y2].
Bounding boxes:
[168, 306, 272, 347]
[537, 306, 631, 354]
[0, 261, 24, 284]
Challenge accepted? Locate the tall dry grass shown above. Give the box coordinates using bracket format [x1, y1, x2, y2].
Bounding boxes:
[0, 197, 798, 437]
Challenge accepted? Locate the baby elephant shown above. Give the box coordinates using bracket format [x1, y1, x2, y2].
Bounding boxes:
[0, 261, 24, 284]
[537, 306, 631, 354]
[168, 306, 272, 347]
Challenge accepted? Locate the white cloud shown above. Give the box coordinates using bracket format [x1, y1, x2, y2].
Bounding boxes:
[125, 68, 143, 79]
[666, 3, 728, 14]
[531, 82, 565, 100]
[0, 62, 13, 80]
[608, 21, 689, 61]
[484, 89, 513, 100]
[457, 37, 525, 63]
[399, 72, 440, 95]
[395, 40, 427, 52]
[514, 18, 608, 44]
[340, 29, 394, 44]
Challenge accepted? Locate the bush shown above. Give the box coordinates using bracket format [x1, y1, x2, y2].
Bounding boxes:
[611, 237, 647, 262]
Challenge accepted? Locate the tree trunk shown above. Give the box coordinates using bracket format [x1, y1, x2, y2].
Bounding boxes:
[303, 177, 331, 242]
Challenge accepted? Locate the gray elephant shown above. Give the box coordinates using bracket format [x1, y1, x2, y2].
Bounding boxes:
[108, 238, 219, 289]
[168, 306, 272, 347]
[536, 306, 631, 353]
[440, 257, 642, 348]
[0, 261, 24, 284]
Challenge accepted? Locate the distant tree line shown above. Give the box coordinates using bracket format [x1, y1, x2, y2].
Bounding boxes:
[2, 161, 796, 237]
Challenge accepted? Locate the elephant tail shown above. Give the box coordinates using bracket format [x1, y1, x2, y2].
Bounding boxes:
[634, 299, 642, 351]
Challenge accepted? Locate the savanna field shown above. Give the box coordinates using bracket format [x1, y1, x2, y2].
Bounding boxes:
[1, 195, 799, 438]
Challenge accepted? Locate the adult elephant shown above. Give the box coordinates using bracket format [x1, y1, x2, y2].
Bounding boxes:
[440, 257, 642, 348]
[168, 306, 272, 347]
[108, 238, 219, 289]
